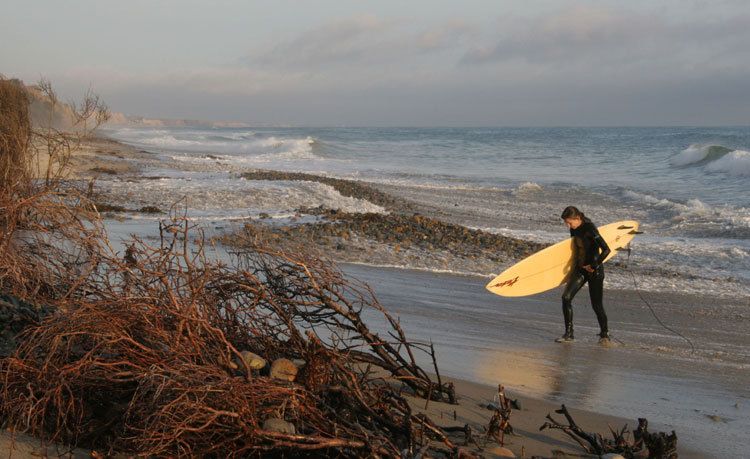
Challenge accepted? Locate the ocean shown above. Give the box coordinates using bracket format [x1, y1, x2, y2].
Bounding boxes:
[103, 126, 750, 299]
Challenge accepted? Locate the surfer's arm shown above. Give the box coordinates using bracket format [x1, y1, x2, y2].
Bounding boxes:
[591, 229, 610, 268]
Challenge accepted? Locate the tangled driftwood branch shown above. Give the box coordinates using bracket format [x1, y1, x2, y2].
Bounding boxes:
[485, 385, 513, 446]
[539, 404, 678, 458]
[228, 224, 456, 404]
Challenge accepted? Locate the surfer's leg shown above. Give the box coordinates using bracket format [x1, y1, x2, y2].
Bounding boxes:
[588, 273, 608, 338]
[559, 273, 585, 341]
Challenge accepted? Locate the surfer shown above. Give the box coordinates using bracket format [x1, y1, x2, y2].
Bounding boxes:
[557, 206, 611, 344]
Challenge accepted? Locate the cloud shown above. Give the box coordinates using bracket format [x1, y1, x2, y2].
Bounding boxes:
[245, 15, 396, 68]
[415, 20, 474, 51]
[244, 15, 476, 70]
[462, 6, 660, 65]
[461, 5, 750, 75]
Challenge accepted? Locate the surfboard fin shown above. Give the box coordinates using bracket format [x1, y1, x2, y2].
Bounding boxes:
[617, 225, 634, 229]
[628, 230, 644, 235]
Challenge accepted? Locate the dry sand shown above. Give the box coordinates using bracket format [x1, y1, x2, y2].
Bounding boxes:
[31, 135, 154, 181]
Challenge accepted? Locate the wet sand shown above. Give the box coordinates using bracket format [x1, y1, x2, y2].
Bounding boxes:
[342, 263, 748, 458]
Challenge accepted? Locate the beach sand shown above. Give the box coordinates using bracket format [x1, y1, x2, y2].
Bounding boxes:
[31, 135, 156, 181]
[11, 134, 742, 457]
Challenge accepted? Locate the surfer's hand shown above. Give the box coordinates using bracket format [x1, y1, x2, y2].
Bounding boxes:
[582, 265, 594, 273]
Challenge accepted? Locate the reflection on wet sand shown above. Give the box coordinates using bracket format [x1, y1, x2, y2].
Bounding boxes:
[472, 343, 614, 407]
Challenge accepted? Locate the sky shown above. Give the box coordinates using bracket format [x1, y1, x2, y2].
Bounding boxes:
[3, 0, 750, 126]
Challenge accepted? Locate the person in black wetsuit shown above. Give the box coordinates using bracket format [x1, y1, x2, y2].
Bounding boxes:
[557, 206, 611, 344]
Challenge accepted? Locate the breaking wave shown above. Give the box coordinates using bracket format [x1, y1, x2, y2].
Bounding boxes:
[671, 144, 750, 176]
[107, 127, 318, 161]
[671, 144, 733, 166]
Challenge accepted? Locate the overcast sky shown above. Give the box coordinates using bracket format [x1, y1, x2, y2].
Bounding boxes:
[3, 0, 749, 126]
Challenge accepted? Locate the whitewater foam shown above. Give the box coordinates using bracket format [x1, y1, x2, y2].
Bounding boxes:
[513, 182, 543, 194]
[705, 149, 750, 176]
[108, 127, 319, 163]
[622, 190, 750, 237]
[95, 173, 385, 219]
[342, 261, 484, 278]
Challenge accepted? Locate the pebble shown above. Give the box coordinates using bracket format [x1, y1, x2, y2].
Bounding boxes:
[705, 414, 727, 423]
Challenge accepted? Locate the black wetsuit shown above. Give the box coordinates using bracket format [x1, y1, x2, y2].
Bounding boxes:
[561, 218, 611, 338]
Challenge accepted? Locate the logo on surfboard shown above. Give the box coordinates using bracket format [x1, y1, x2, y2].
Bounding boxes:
[491, 276, 519, 289]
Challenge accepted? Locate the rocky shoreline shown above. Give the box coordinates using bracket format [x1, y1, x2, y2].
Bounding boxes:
[231, 170, 548, 274]
[241, 169, 413, 212]
[226, 206, 546, 274]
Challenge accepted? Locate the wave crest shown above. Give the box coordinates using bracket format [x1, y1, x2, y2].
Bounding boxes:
[671, 144, 733, 166]
[670, 144, 750, 177]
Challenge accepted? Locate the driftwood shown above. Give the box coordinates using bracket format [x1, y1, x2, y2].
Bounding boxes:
[539, 404, 678, 458]
[0, 202, 457, 457]
[634, 418, 679, 459]
[485, 384, 514, 446]
[228, 223, 456, 404]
